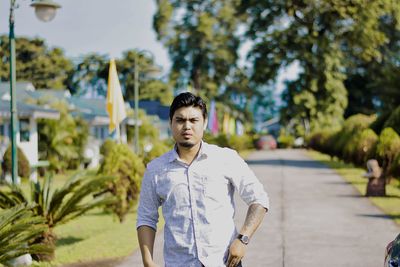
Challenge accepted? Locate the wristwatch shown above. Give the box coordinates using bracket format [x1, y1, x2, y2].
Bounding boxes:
[237, 234, 250, 245]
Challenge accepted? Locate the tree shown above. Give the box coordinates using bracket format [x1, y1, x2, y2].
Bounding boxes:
[0, 35, 73, 89]
[0, 204, 51, 264]
[98, 143, 145, 222]
[240, 0, 399, 134]
[66, 53, 108, 96]
[116, 50, 173, 104]
[37, 100, 89, 172]
[154, 0, 243, 98]
[0, 173, 115, 261]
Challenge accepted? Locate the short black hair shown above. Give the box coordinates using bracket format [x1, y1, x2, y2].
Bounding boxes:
[169, 92, 207, 121]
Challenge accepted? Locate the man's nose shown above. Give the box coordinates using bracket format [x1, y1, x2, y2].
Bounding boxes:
[183, 121, 191, 130]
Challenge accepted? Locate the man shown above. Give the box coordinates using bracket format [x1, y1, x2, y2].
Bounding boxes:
[137, 92, 269, 267]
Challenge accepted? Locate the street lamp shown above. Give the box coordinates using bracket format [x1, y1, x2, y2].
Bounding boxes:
[133, 49, 162, 154]
[8, 0, 61, 184]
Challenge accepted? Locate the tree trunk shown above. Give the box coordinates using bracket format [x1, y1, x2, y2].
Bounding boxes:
[31, 229, 57, 261]
[366, 177, 386, 197]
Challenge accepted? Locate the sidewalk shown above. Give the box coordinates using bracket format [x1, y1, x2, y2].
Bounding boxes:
[118, 149, 399, 267]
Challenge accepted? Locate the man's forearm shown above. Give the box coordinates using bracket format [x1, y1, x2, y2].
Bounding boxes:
[239, 203, 267, 237]
[137, 225, 157, 266]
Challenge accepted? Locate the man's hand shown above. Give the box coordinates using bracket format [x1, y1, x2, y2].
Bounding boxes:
[226, 239, 246, 267]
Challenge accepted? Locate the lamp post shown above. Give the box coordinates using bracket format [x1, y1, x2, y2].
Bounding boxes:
[133, 50, 162, 154]
[8, 0, 61, 184]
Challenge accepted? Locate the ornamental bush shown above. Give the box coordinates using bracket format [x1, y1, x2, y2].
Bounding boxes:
[142, 141, 170, 166]
[376, 127, 400, 176]
[353, 129, 378, 166]
[332, 114, 376, 159]
[307, 130, 334, 155]
[384, 106, 400, 135]
[229, 134, 254, 152]
[2, 145, 30, 179]
[99, 139, 117, 158]
[98, 143, 145, 222]
[277, 130, 295, 148]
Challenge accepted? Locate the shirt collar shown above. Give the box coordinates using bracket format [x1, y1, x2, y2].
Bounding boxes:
[168, 140, 209, 163]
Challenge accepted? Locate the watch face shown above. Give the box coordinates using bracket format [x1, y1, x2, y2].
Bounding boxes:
[238, 234, 249, 244]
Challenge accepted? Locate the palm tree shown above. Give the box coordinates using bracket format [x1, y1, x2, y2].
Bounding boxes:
[0, 204, 51, 265]
[0, 173, 116, 261]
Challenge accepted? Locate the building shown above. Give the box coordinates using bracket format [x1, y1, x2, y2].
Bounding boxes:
[0, 82, 135, 172]
[0, 82, 60, 181]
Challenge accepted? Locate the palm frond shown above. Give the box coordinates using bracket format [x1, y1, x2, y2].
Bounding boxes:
[52, 175, 115, 225]
[0, 205, 50, 264]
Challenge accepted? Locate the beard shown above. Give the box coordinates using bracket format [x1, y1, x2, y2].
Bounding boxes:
[178, 141, 195, 148]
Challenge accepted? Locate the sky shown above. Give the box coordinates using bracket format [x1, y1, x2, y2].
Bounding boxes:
[0, 0, 298, 101]
[0, 0, 170, 72]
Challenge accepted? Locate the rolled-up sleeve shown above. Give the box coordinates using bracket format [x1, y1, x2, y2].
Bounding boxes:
[136, 169, 161, 231]
[228, 151, 270, 211]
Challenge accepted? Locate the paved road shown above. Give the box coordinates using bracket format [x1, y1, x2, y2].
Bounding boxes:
[118, 149, 399, 267]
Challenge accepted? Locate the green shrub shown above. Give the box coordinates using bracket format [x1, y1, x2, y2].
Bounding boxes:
[384, 106, 400, 135]
[203, 133, 230, 148]
[370, 112, 390, 135]
[98, 143, 145, 222]
[331, 114, 376, 159]
[278, 132, 295, 148]
[353, 129, 378, 166]
[143, 141, 170, 166]
[228, 134, 254, 152]
[2, 145, 30, 179]
[307, 130, 333, 154]
[392, 154, 400, 178]
[376, 127, 400, 176]
[100, 139, 117, 158]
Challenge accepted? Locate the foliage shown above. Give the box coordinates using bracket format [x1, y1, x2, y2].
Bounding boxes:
[116, 50, 172, 103]
[384, 106, 400, 134]
[0, 204, 51, 264]
[241, 1, 399, 133]
[38, 101, 89, 173]
[370, 111, 391, 135]
[0, 35, 73, 89]
[307, 130, 335, 156]
[98, 143, 145, 222]
[143, 141, 170, 166]
[351, 129, 379, 166]
[154, 0, 243, 98]
[100, 139, 117, 158]
[228, 134, 254, 152]
[0, 173, 115, 261]
[67, 53, 108, 96]
[203, 133, 230, 148]
[2, 145, 30, 179]
[331, 114, 376, 158]
[277, 132, 295, 149]
[376, 128, 400, 177]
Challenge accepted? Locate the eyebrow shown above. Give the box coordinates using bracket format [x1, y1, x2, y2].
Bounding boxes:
[174, 116, 200, 120]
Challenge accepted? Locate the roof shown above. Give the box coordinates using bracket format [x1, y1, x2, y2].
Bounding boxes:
[0, 100, 59, 119]
[130, 100, 169, 121]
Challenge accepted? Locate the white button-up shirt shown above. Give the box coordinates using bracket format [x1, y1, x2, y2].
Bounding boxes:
[137, 142, 269, 267]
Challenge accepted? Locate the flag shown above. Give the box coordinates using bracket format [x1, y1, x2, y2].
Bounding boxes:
[236, 120, 244, 136]
[229, 117, 236, 135]
[222, 113, 230, 134]
[106, 59, 127, 137]
[208, 100, 219, 135]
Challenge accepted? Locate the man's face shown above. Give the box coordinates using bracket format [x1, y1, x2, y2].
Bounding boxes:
[171, 106, 207, 149]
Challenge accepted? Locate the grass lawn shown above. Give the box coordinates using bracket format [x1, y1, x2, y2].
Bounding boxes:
[307, 150, 400, 225]
[2, 170, 164, 267]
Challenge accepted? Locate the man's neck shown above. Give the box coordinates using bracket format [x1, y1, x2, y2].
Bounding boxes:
[177, 142, 201, 165]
